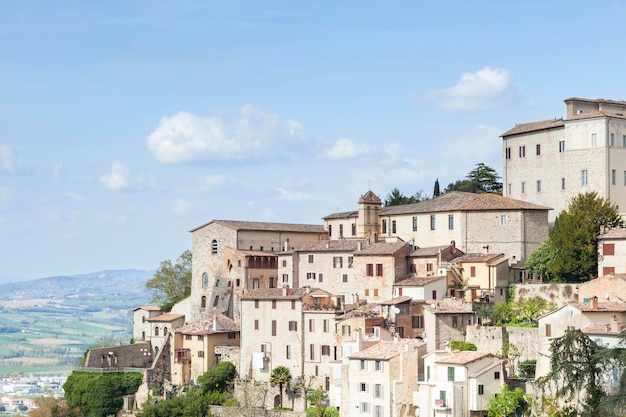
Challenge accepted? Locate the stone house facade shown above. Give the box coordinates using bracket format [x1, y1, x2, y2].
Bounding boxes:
[502, 97, 626, 223]
[451, 253, 510, 303]
[597, 227, 626, 276]
[423, 299, 475, 351]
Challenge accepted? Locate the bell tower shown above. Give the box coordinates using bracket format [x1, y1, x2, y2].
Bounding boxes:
[357, 191, 381, 238]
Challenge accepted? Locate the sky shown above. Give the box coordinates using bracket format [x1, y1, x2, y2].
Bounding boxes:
[2, 1, 626, 283]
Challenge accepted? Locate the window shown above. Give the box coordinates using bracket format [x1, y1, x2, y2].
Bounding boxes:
[309, 319, 315, 332]
[154, 327, 159, 336]
[623, 135, 626, 147]
[373, 289, 379, 297]
[536, 180, 541, 192]
[612, 169, 616, 185]
[536, 144, 541, 155]
[283, 273, 289, 283]
[321, 345, 330, 356]
[427, 366, 430, 380]
[359, 382, 368, 392]
[374, 405, 383, 417]
[360, 402, 369, 413]
[507, 183, 511, 195]
[364, 289, 370, 296]
[343, 325, 351, 336]
[323, 319, 329, 332]
[272, 320, 276, 336]
[432, 290, 437, 299]
[307, 272, 316, 280]
[272, 300, 276, 309]
[289, 321, 297, 331]
[382, 219, 387, 234]
[439, 390, 446, 404]
[254, 320, 259, 330]
[308, 255, 314, 263]
[478, 385, 484, 395]
[348, 256, 353, 268]
[561, 178, 566, 190]
[319, 273, 323, 283]
[448, 214, 454, 230]
[366, 264, 374, 276]
[603, 266, 615, 275]
[328, 225, 332, 237]
[391, 220, 396, 234]
[447, 366, 455, 381]
[500, 215, 507, 225]
[470, 266, 476, 277]
[197, 335, 204, 341]
[505, 147, 511, 159]
[211, 239, 218, 254]
[604, 243, 615, 256]
[521, 182, 526, 193]
[343, 273, 348, 282]
[376, 263, 383, 276]
[611, 133, 615, 146]
[545, 323, 552, 337]
[581, 170, 588, 186]
[360, 360, 367, 370]
[352, 223, 356, 236]
[201, 296, 207, 308]
[427, 263, 433, 272]
[452, 316, 458, 328]
[339, 224, 344, 237]
[286, 345, 291, 359]
[412, 216, 417, 231]
[374, 384, 383, 398]
[412, 315, 423, 328]
[430, 215, 436, 230]
[519, 145, 526, 157]
[310, 344, 315, 360]
[198, 351, 204, 358]
[291, 300, 296, 309]
[333, 257, 343, 268]
[559, 140, 565, 152]
[375, 361, 383, 371]
[494, 371, 500, 379]
[213, 295, 219, 307]
[592, 133, 597, 147]
[202, 273, 209, 288]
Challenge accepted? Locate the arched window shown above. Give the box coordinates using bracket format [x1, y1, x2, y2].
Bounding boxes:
[202, 273, 209, 288]
[154, 326, 159, 336]
[164, 327, 168, 336]
[201, 296, 207, 308]
[212, 239, 218, 254]
[213, 295, 220, 307]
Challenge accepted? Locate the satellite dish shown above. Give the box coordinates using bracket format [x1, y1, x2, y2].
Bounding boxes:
[393, 307, 400, 314]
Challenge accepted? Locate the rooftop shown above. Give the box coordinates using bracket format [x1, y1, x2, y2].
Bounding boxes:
[146, 313, 185, 322]
[434, 350, 494, 365]
[395, 275, 446, 287]
[349, 340, 422, 361]
[177, 314, 240, 335]
[190, 219, 327, 234]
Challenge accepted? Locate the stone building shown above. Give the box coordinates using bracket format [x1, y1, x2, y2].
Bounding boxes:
[502, 97, 626, 223]
[597, 227, 626, 276]
[423, 299, 475, 351]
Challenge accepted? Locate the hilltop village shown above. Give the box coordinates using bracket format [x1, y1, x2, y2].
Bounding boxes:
[82, 97, 626, 417]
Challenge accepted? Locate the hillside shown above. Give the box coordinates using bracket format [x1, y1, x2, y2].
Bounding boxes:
[0, 270, 154, 375]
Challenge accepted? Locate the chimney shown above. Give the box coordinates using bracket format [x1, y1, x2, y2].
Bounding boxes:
[357, 241, 363, 251]
[589, 296, 598, 310]
[213, 315, 218, 332]
[600, 225, 606, 235]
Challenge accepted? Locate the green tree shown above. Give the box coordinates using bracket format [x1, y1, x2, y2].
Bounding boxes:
[270, 366, 292, 409]
[306, 389, 339, 417]
[198, 361, 237, 393]
[450, 340, 477, 351]
[447, 163, 502, 194]
[524, 239, 557, 281]
[548, 192, 623, 282]
[433, 178, 441, 197]
[384, 187, 410, 206]
[28, 397, 83, 417]
[486, 385, 529, 417]
[137, 391, 213, 417]
[146, 250, 192, 311]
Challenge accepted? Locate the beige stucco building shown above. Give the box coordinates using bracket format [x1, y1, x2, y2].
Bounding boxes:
[597, 227, 626, 276]
[324, 191, 549, 263]
[450, 253, 511, 304]
[502, 97, 626, 223]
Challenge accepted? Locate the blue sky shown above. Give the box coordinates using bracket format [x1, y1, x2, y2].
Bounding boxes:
[2, 1, 626, 282]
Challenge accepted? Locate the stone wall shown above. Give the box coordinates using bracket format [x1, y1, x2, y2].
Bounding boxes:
[85, 343, 153, 368]
[513, 283, 578, 306]
[465, 325, 505, 356]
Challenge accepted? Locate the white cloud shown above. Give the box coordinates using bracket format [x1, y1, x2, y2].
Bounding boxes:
[147, 105, 310, 164]
[63, 192, 85, 201]
[438, 124, 502, 176]
[0, 144, 22, 174]
[427, 67, 523, 111]
[321, 138, 371, 160]
[100, 162, 152, 191]
[273, 188, 312, 201]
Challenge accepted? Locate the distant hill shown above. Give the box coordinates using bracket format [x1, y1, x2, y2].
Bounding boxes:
[0, 269, 155, 375]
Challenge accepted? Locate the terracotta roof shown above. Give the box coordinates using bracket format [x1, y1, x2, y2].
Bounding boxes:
[379, 192, 550, 215]
[349, 340, 422, 361]
[582, 322, 626, 335]
[572, 301, 626, 312]
[395, 275, 446, 287]
[292, 239, 366, 252]
[190, 219, 327, 234]
[239, 287, 312, 300]
[323, 210, 358, 220]
[354, 241, 408, 256]
[435, 351, 494, 365]
[146, 313, 185, 322]
[598, 227, 626, 240]
[501, 118, 564, 137]
[411, 245, 452, 257]
[176, 314, 240, 335]
[423, 299, 474, 314]
[454, 253, 505, 264]
[359, 191, 382, 204]
[380, 296, 413, 305]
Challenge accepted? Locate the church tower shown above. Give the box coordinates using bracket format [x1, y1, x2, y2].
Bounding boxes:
[357, 191, 381, 238]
